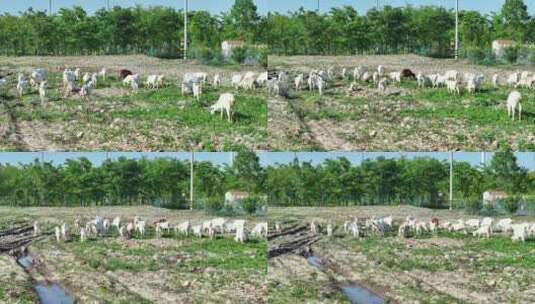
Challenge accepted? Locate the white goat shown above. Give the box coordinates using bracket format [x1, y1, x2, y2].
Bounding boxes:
[38, 81, 47, 103]
[210, 93, 235, 122]
[506, 90, 522, 121]
[193, 82, 203, 101]
[213, 74, 221, 88]
[295, 74, 304, 91]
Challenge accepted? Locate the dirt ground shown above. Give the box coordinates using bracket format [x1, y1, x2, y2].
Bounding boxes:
[269, 54, 535, 151]
[0, 206, 267, 304]
[0, 55, 267, 151]
[268, 206, 535, 304]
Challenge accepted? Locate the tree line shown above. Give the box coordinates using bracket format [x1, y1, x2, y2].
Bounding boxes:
[2, 0, 533, 58]
[0, 0, 266, 57]
[0, 152, 266, 208]
[265, 151, 534, 208]
[267, 0, 535, 57]
[1, 151, 532, 209]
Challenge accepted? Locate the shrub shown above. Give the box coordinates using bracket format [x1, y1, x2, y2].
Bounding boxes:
[205, 196, 224, 213]
[231, 46, 248, 64]
[466, 46, 486, 63]
[192, 46, 215, 64]
[465, 197, 482, 214]
[240, 195, 266, 215]
[530, 48, 535, 65]
[503, 196, 520, 214]
[504, 46, 519, 64]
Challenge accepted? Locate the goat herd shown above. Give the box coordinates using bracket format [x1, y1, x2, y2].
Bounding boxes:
[0, 67, 270, 122]
[268, 65, 531, 121]
[31, 215, 268, 245]
[305, 215, 535, 243]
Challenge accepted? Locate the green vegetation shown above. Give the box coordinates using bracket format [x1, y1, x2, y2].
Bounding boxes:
[268, 0, 535, 57]
[0, 151, 267, 209]
[0, 70, 267, 151]
[0, 0, 266, 61]
[267, 150, 533, 209]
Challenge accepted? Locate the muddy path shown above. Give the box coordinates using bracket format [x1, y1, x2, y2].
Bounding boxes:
[268, 224, 389, 303]
[0, 223, 42, 253]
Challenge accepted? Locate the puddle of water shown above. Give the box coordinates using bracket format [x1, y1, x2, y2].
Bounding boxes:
[16, 255, 74, 304]
[17, 255, 34, 269]
[35, 284, 74, 304]
[306, 255, 385, 304]
[307, 256, 322, 268]
[341, 284, 385, 304]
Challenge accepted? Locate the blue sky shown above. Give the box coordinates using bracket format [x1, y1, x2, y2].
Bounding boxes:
[0, 0, 269, 15]
[0, 152, 533, 170]
[1, 1, 531, 16]
[269, 0, 534, 15]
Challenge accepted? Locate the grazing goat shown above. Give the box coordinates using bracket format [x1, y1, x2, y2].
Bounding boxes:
[295, 74, 304, 91]
[231, 74, 243, 89]
[33, 221, 40, 236]
[494, 218, 513, 233]
[192, 225, 203, 238]
[80, 227, 87, 243]
[61, 223, 69, 241]
[119, 69, 133, 80]
[82, 72, 91, 84]
[74, 68, 81, 80]
[123, 74, 140, 91]
[275, 222, 282, 234]
[506, 90, 522, 121]
[192, 82, 203, 101]
[416, 73, 431, 88]
[16, 73, 29, 97]
[213, 74, 221, 88]
[38, 81, 47, 103]
[135, 220, 146, 236]
[234, 220, 247, 243]
[210, 93, 235, 122]
[492, 74, 499, 88]
[310, 221, 319, 235]
[80, 80, 94, 102]
[378, 78, 389, 92]
[507, 72, 520, 87]
[146, 75, 162, 89]
[326, 224, 333, 237]
[350, 220, 360, 238]
[353, 66, 368, 81]
[31, 69, 47, 88]
[377, 65, 385, 77]
[112, 216, 121, 231]
[388, 72, 401, 83]
[256, 72, 268, 87]
[446, 79, 461, 95]
[251, 222, 268, 238]
[511, 223, 529, 242]
[175, 221, 191, 236]
[55, 226, 61, 242]
[473, 224, 491, 238]
[99, 68, 107, 81]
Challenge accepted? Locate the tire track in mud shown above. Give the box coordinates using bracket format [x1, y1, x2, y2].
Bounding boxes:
[282, 97, 325, 150]
[0, 98, 29, 150]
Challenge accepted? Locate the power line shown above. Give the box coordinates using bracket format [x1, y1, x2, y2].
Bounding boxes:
[455, 0, 459, 60]
[184, 0, 188, 60]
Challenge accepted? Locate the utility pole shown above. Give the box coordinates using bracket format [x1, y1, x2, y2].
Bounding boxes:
[183, 0, 188, 60]
[190, 150, 194, 210]
[49, 0, 52, 16]
[106, 0, 110, 11]
[455, 0, 459, 60]
[317, 0, 319, 12]
[376, 0, 380, 10]
[481, 151, 486, 167]
[449, 151, 453, 210]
